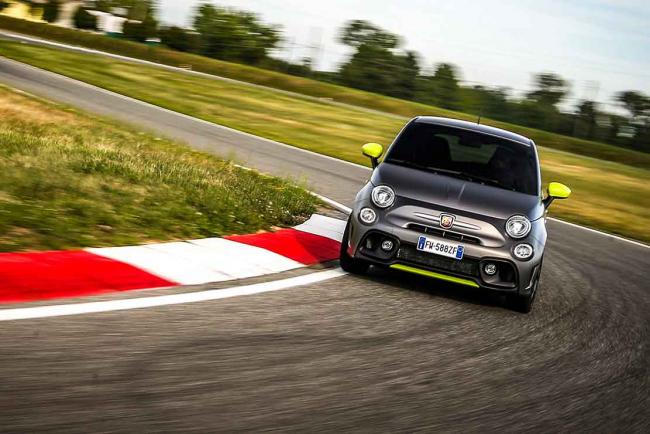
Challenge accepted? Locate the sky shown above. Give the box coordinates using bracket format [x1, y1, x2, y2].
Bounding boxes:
[158, 0, 650, 110]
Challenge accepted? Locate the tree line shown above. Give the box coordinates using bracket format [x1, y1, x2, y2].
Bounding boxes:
[33, 0, 650, 152]
[333, 20, 650, 152]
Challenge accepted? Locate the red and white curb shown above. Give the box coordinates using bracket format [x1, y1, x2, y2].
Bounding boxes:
[0, 215, 345, 304]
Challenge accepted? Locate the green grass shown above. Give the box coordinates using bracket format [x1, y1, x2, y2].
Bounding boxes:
[0, 41, 648, 243]
[0, 86, 318, 252]
[537, 147, 650, 244]
[0, 17, 649, 169]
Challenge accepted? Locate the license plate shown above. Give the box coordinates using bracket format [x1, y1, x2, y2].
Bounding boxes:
[417, 236, 464, 260]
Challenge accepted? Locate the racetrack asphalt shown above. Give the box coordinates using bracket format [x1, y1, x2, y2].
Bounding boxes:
[0, 54, 648, 432]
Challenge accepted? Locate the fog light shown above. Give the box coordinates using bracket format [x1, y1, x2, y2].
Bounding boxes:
[359, 207, 376, 224]
[484, 263, 497, 276]
[514, 243, 534, 260]
[381, 239, 394, 251]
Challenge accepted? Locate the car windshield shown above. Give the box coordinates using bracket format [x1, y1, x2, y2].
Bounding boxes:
[385, 122, 539, 195]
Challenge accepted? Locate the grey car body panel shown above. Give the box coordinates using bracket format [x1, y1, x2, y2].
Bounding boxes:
[347, 117, 548, 295]
[371, 163, 545, 221]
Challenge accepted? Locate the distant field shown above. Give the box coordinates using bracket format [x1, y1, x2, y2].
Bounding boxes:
[0, 17, 649, 169]
[537, 147, 650, 244]
[0, 41, 648, 243]
[0, 86, 317, 252]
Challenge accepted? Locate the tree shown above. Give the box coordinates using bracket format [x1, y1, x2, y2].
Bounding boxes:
[339, 20, 400, 49]
[339, 44, 419, 99]
[527, 73, 569, 108]
[123, 12, 158, 42]
[43, 0, 61, 23]
[392, 51, 420, 100]
[93, 0, 155, 20]
[416, 63, 461, 110]
[126, 0, 154, 21]
[575, 100, 598, 139]
[431, 63, 461, 109]
[459, 86, 513, 121]
[73, 8, 98, 30]
[109, 0, 158, 41]
[159, 26, 199, 52]
[193, 4, 281, 64]
[615, 91, 650, 152]
[520, 73, 569, 131]
[615, 91, 649, 119]
[338, 20, 419, 99]
[94, 0, 113, 12]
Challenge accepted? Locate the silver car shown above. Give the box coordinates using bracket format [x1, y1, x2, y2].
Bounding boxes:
[340, 117, 571, 313]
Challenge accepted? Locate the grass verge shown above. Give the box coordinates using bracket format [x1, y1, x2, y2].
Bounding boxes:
[0, 19, 648, 169]
[0, 42, 648, 243]
[0, 86, 318, 252]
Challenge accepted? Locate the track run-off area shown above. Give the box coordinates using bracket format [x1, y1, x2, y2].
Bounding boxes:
[0, 51, 648, 432]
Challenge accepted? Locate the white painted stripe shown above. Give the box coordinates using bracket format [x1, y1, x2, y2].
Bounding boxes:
[187, 237, 303, 274]
[0, 268, 347, 321]
[87, 244, 230, 285]
[87, 237, 304, 285]
[144, 241, 272, 281]
[294, 214, 346, 242]
[310, 192, 353, 214]
[547, 217, 649, 249]
[84, 214, 339, 286]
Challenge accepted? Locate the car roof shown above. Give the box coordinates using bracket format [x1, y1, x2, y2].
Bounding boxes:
[413, 116, 534, 146]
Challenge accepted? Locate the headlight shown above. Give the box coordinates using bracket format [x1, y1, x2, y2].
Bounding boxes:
[505, 215, 531, 239]
[359, 207, 377, 224]
[371, 185, 395, 208]
[513, 243, 534, 260]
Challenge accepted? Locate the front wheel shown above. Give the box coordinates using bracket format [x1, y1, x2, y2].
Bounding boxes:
[339, 218, 370, 274]
[506, 272, 540, 314]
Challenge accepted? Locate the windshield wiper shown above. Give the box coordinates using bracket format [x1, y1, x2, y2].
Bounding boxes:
[385, 158, 430, 171]
[445, 171, 507, 189]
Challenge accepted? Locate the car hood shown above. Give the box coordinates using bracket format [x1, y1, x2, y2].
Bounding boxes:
[372, 163, 544, 221]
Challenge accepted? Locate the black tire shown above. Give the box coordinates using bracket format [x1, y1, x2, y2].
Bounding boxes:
[507, 271, 540, 313]
[339, 218, 370, 274]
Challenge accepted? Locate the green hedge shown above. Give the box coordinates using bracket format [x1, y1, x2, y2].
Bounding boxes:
[1, 15, 649, 170]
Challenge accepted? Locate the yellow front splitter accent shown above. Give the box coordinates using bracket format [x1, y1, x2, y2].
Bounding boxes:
[390, 264, 480, 288]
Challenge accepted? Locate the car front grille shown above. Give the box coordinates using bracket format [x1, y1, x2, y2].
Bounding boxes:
[396, 244, 479, 277]
[406, 223, 481, 245]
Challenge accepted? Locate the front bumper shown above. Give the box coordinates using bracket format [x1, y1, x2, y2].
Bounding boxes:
[347, 211, 543, 295]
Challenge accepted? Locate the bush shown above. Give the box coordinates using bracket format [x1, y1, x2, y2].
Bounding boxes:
[73, 8, 97, 30]
[43, 0, 60, 23]
[122, 13, 158, 42]
[159, 26, 199, 53]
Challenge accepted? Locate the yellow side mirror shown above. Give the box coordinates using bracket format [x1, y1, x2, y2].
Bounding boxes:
[362, 143, 384, 168]
[544, 182, 571, 208]
[548, 182, 571, 199]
